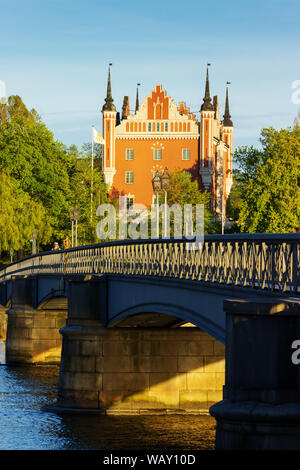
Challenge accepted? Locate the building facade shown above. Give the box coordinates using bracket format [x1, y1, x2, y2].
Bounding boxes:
[101, 66, 233, 217]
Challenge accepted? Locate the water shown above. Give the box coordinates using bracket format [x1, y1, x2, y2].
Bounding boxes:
[0, 341, 216, 451]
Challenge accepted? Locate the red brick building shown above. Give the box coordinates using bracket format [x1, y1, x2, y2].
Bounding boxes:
[101, 66, 233, 216]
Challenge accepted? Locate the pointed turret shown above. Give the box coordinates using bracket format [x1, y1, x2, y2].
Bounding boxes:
[135, 83, 140, 113]
[223, 85, 233, 127]
[201, 65, 214, 112]
[213, 95, 220, 121]
[102, 64, 117, 189]
[102, 65, 116, 112]
[122, 96, 130, 120]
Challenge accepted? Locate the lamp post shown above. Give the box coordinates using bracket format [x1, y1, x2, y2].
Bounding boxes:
[161, 168, 170, 238]
[152, 171, 162, 238]
[31, 229, 38, 255]
[69, 206, 80, 247]
[152, 168, 170, 238]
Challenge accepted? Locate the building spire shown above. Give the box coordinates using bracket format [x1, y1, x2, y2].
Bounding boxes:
[135, 83, 140, 113]
[223, 83, 233, 127]
[201, 64, 214, 112]
[122, 96, 129, 119]
[102, 64, 116, 112]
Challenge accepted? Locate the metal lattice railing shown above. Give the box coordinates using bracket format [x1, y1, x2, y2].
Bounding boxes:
[0, 234, 299, 294]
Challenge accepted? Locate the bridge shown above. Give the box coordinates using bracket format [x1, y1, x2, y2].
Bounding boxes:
[1, 233, 300, 449]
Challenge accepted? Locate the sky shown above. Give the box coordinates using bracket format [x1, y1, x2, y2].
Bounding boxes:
[0, 0, 299, 151]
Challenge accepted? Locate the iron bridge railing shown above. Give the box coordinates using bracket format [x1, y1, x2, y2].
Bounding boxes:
[0, 234, 299, 294]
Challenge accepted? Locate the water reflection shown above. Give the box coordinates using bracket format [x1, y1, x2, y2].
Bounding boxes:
[0, 341, 215, 450]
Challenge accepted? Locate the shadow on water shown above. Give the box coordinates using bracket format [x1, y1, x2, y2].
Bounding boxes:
[0, 341, 216, 450]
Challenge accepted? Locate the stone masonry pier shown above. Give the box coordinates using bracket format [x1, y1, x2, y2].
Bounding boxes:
[57, 325, 225, 414]
[5, 276, 67, 364]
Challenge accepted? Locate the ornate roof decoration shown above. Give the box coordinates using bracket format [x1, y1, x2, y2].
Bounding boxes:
[223, 86, 233, 127]
[201, 66, 214, 112]
[102, 65, 116, 112]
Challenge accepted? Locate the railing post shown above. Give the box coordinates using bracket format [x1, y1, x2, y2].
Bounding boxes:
[293, 242, 298, 294]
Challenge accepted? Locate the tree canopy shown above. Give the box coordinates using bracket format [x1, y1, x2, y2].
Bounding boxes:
[160, 168, 213, 234]
[0, 95, 109, 260]
[227, 125, 300, 233]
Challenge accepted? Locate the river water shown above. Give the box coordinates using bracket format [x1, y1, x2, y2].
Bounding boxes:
[0, 341, 216, 451]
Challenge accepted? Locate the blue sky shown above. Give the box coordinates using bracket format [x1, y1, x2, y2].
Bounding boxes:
[1, 0, 299, 151]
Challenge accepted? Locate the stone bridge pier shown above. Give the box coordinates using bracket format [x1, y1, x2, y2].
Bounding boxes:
[210, 298, 300, 450]
[0, 306, 7, 341]
[56, 276, 225, 414]
[5, 276, 68, 364]
[0, 281, 9, 341]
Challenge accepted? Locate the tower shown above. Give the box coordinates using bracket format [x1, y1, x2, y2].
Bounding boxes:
[102, 65, 117, 188]
[199, 65, 215, 192]
[222, 85, 234, 202]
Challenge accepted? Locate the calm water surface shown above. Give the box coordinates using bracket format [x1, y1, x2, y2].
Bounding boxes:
[0, 341, 216, 450]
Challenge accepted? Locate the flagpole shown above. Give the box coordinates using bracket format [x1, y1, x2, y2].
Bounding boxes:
[91, 126, 94, 220]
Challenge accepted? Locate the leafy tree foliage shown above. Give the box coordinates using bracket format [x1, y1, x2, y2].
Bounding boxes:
[159, 168, 213, 234]
[230, 125, 300, 233]
[0, 171, 52, 254]
[0, 95, 109, 258]
[69, 143, 109, 244]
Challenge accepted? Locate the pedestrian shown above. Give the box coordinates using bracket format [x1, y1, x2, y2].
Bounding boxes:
[52, 242, 60, 251]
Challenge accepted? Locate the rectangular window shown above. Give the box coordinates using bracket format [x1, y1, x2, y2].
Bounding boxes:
[156, 122, 160, 132]
[126, 149, 134, 160]
[153, 149, 162, 160]
[182, 148, 190, 160]
[126, 196, 134, 210]
[165, 122, 168, 132]
[125, 171, 134, 184]
[148, 122, 152, 132]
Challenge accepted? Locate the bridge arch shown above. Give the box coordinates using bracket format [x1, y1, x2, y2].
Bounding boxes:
[37, 293, 68, 311]
[106, 276, 229, 343]
[108, 301, 222, 341]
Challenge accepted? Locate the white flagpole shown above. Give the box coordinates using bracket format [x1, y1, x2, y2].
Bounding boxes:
[91, 126, 94, 219]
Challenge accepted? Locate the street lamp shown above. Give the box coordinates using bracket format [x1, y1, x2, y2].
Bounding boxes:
[31, 229, 38, 255]
[69, 206, 80, 247]
[161, 168, 170, 238]
[152, 168, 171, 238]
[152, 171, 162, 238]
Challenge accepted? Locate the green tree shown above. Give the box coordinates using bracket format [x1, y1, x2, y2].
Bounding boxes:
[225, 179, 244, 225]
[68, 154, 109, 244]
[0, 96, 110, 257]
[159, 168, 212, 234]
[234, 126, 300, 233]
[0, 97, 75, 243]
[0, 171, 52, 253]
